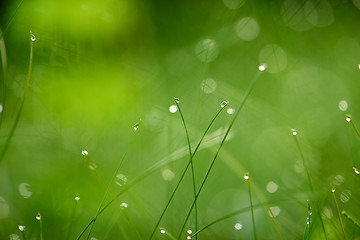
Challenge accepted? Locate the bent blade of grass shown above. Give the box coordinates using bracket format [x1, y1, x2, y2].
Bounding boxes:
[342, 210, 360, 228]
[177, 70, 262, 239]
[292, 130, 328, 240]
[0, 31, 34, 165]
[148, 104, 226, 240]
[78, 122, 140, 240]
[175, 98, 198, 238]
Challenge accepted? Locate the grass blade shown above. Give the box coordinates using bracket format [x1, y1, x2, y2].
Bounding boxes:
[177, 69, 262, 239]
[174, 97, 198, 238]
[77, 121, 140, 240]
[331, 186, 347, 240]
[244, 173, 257, 240]
[0, 31, 34, 165]
[148, 103, 226, 240]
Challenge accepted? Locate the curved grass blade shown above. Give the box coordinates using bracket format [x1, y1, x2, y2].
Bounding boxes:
[77, 121, 140, 240]
[0, 31, 34, 165]
[174, 98, 198, 238]
[148, 103, 226, 240]
[177, 70, 262, 239]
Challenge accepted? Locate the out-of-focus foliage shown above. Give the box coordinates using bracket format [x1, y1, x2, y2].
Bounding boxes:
[1, 0, 360, 239]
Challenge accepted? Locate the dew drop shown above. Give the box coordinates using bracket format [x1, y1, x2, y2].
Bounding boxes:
[331, 187, 336, 193]
[353, 167, 360, 174]
[358, 64, 360, 70]
[346, 115, 352, 122]
[0, 104, 3, 113]
[30, 31, 36, 42]
[115, 174, 127, 186]
[291, 128, 297, 136]
[169, 105, 177, 113]
[174, 97, 180, 104]
[221, 101, 229, 108]
[258, 64, 266, 71]
[187, 236, 191, 239]
[160, 229, 166, 234]
[134, 123, 139, 131]
[75, 195, 80, 201]
[234, 223, 242, 230]
[120, 202, 128, 209]
[306, 217, 310, 225]
[243, 173, 249, 180]
[307, 201, 312, 216]
[81, 150, 88, 156]
[187, 229, 192, 234]
[18, 225, 25, 232]
[35, 213, 41, 221]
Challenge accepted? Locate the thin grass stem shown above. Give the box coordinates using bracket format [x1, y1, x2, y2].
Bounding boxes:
[0, 31, 34, 165]
[65, 197, 79, 240]
[175, 98, 198, 239]
[244, 173, 257, 240]
[148, 103, 226, 240]
[292, 129, 327, 240]
[177, 70, 262, 239]
[331, 187, 347, 240]
[342, 210, 360, 228]
[78, 122, 139, 240]
[0, 0, 25, 40]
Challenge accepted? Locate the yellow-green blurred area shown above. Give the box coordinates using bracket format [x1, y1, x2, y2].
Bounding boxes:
[1, 0, 360, 239]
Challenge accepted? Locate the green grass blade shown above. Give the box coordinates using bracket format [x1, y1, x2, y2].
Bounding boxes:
[175, 98, 198, 239]
[331, 187, 347, 240]
[0, 31, 34, 165]
[244, 173, 257, 240]
[177, 70, 262, 239]
[292, 129, 328, 240]
[78, 121, 140, 240]
[65, 196, 80, 240]
[148, 104, 226, 240]
[0, 0, 25, 40]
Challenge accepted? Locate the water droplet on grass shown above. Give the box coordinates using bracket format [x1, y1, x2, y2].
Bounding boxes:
[291, 129, 297, 135]
[134, 123, 139, 131]
[115, 174, 127, 186]
[243, 173, 249, 180]
[258, 64, 266, 71]
[187, 229, 192, 234]
[30, 31, 36, 42]
[187, 236, 191, 239]
[353, 167, 360, 174]
[81, 150, 88, 156]
[120, 202, 128, 209]
[35, 213, 41, 221]
[234, 223, 242, 230]
[169, 105, 177, 113]
[332, 187, 336, 193]
[18, 225, 25, 231]
[174, 97, 180, 104]
[346, 115, 352, 122]
[221, 101, 229, 108]
[75, 195, 80, 201]
[160, 228, 166, 234]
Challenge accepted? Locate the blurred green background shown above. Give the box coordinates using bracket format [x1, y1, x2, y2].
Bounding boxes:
[1, 0, 360, 239]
